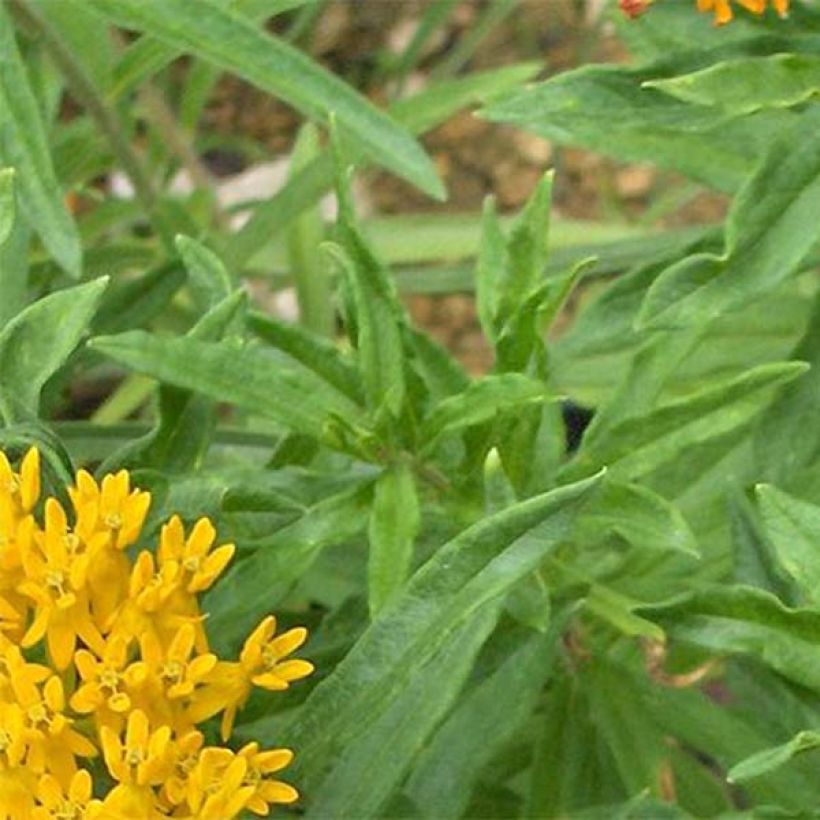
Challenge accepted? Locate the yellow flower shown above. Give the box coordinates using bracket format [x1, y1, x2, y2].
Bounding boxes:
[695, 0, 788, 23]
[71, 469, 151, 552]
[18, 499, 104, 670]
[71, 636, 145, 733]
[70, 469, 150, 630]
[99, 709, 173, 817]
[0, 447, 40, 515]
[15, 674, 97, 786]
[236, 743, 299, 815]
[0, 644, 50, 703]
[159, 515, 235, 594]
[107, 550, 186, 648]
[131, 623, 216, 731]
[33, 770, 102, 819]
[0, 448, 39, 594]
[160, 729, 204, 809]
[189, 615, 314, 740]
[187, 748, 254, 818]
[0, 702, 36, 817]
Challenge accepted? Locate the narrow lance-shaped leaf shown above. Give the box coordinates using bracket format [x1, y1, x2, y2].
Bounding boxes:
[0, 168, 29, 330]
[643, 585, 820, 695]
[305, 603, 500, 819]
[566, 361, 808, 484]
[324, 242, 405, 420]
[109, 0, 333, 100]
[640, 105, 820, 329]
[474, 195, 505, 342]
[729, 730, 820, 784]
[206, 481, 373, 654]
[576, 479, 700, 557]
[0, 5, 81, 276]
[0, 168, 14, 247]
[90, 0, 444, 199]
[102, 291, 248, 474]
[728, 491, 797, 604]
[646, 54, 820, 116]
[756, 484, 820, 607]
[248, 311, 364, 404]
[368, 461, 420, 617]
[405, 622, 566, 819]
[175, 234, 233, 308]
[0, 278, 108, 423]
[753, 289, 820, 484]
[501, 171, 553, 319]
[88, 330, 363, 441]
[263, 471, 602, 793]
[421, 373, 556, 447]
[226, 62, 541, 272]
[480, 61, 768, 192]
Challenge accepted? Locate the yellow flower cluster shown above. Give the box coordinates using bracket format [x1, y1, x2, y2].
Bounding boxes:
[0, 448, 313, 818]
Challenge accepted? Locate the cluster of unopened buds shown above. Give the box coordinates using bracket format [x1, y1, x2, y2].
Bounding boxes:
[620, 0, 788, 24]
[0, 448, 313, 818]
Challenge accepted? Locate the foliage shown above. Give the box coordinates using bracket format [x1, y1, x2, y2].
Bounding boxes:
[1, 0, 820, 816]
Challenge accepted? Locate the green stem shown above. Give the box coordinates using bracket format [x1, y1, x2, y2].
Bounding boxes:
[10, 0, 158, 216]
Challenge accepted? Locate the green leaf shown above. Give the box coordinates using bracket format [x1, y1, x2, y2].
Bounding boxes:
[0, 168, 28, 329]
[206, 481, 373, 654]
[422, 373, 555, 446]
[403, 625, 563, 818]
[480, 61, 780, 192]
[175, 234, 232, 308]
[729, 730, 820, 784]
[584, 659, 667, 798]
[89, 330, 363, 440]
[36, 0, 114, 91]
[501, 171, 553, 318]
[0, 167, 14, 247]
[226, 62, 541, 270]
[475, 196, 505, 342]
[91, 0, 443, 199]
[649, 676, 818, 809]
[324, 241, 405, 419]
[305, 604, 499, 819]
[0, 5, 81, 276]
[287, 122, 334, 337]
[109, 0, 314, 99]
[756, 484, 820, 606]
[495, 261, 589, 374]
[389, 61, 541, 134]
[577, 479, 700, 558]
[0, 278, 108, 423]
[646, 54, 820, 116]
[644, 585, 820, 695]
[265, 471, 603, 797]
[640, 105, 820, 329]
[754, 290, 820, 484]
[729, 492, 797, 603]
[103, 291, 247, 474]
[368, 461, 420, 617]
[526, 673, 602, 817]
[93, 263, 186, 336]
[569, 362, 807, 484]
[248, 311, 363, 404]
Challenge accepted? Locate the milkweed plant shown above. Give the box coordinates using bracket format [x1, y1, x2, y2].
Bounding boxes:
[2, 0, 820, 816]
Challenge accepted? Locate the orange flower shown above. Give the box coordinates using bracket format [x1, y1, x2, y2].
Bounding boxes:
[696, 0, 788, 23]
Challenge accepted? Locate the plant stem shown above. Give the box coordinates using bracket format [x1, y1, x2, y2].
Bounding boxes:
[10, 0, 158, 217]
